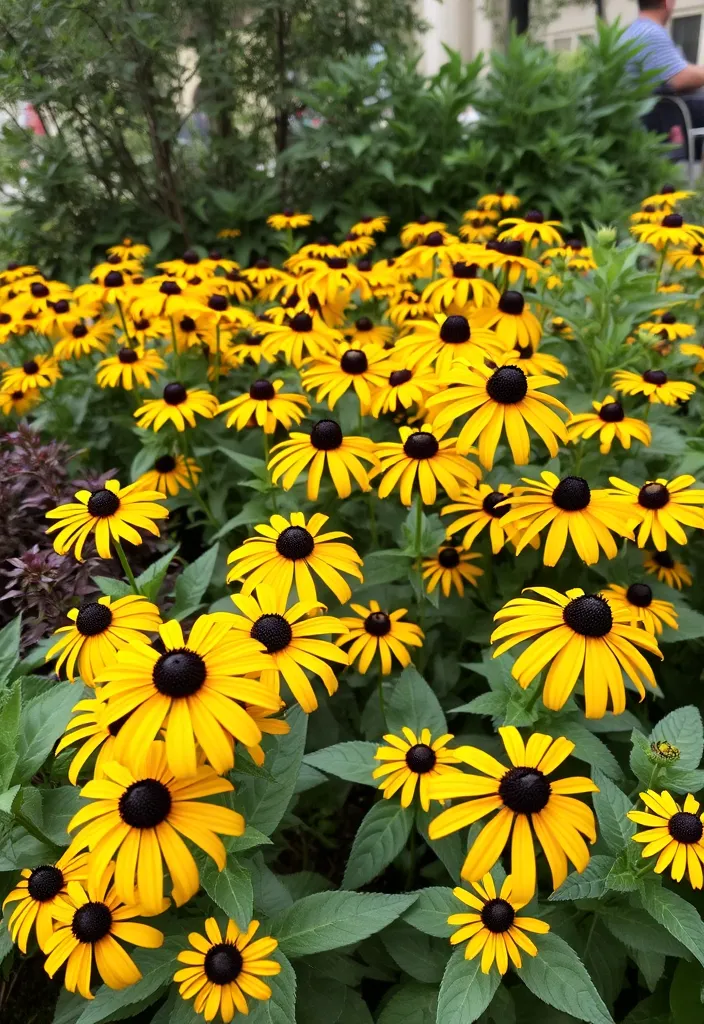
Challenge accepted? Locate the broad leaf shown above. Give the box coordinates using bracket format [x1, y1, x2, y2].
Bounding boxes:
[591, 769, 634, 855]
[436, 947, 501, 1023]
[403, 886, 455, 938]
[640, 880, 704, 967]
[376, 982, 438, 1024]
[550, 856, 614, 901]
[342, 800, 413, 890]
[200, 858, 253, 930]
[236, 707, 307, 835]
[171, 545, 219, 620]
[385, 666, 446, 737]
[15, 683, 80, 782]
[303, 741, 377, 786]
[517, 932, 614, 1024]
[650, 706, 703, 769]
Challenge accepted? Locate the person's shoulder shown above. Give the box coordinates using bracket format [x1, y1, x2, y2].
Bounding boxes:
[623, 16, 669, 38]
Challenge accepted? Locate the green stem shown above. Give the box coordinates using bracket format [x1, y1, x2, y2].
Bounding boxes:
[655, 244, 669, 291]
[14, 811, 62, 857]
[262, 431, 278, 512]
[214, 322, 222, 398]
[169, 316, 182, 379]
[113, 539, 140, 594]
[116, 298, 134, 347]
[179, 431, 217, 527]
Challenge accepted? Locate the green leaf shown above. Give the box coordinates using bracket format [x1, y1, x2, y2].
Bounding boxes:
[171, 545, 219, 620]
[403, 886, 455, 937]
[200, 858, 253, 930]
[246, 952, 296, 1024]
[219, 447, 267, 476]
[270, 891, 417, 957]
[303, 741, 377, 786]
[0, 680, 21, 788]
[633, 948, 665, 992]
[376, 982, 438, 1024]
[342, 800, 413, 889]
[669, 959, 704, 1024]
[38, 786, 82, 845]
[416, 807, 465, 883]
[650, 706, 703, 769]
[605, 849, 641, 893]
[517, 932, 614, 1024]
[661, 606, 704, 642]
[436, 947, 501, 1023]
[591, 769, 635, 855]
[135, 546, 179, 601]
[15, 683, 80, 782]
[75, 941, 179, 1024]
[385, 666, 446, 737]
[381, 920, 448, 983]
[0, 615, 22, 689]
[640, 879, 704, 967]
[550, 856, 614, 901]
[604, 905, 689, 957]
[552, 720, 621, 780]
[92, 575, 132, 599]
[224, 826, 273, 855]
[236, 707, 307, 836]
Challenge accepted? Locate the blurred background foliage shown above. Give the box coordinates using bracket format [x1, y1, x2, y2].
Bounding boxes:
[0, 1, 674, 277]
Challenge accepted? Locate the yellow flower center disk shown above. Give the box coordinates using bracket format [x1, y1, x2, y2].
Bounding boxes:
[75, 602, 113, 637]
[118, 348, 139, 364]
[72, 901, 112, 943]
[87, 488, 121, 518]
[405, 743, 437, 774]
[499, 766, 551, 813]
[598, 401, 624, 423]
[153, 649, 207, 697]
[28, 865, 64, 902]
[439, 316, 470, 344]
[154, 454, 177, 473]
[483, 491, 510, 518]
[310, 420, 343, 451]
[481, 898, 515, 933]
[340, 350, 368, 375]
[364, 611, 391, 637]
[250, 379, 276, 401]
[438, 547, 460, 569]
[498, 291, 525, 316]
[638, 482, 670, 510]
[552, 476, 591, 512]
[485, 366, 528, 404]
[626, 583, 653, 608]
[251, 613, 293, 653]
[642, 369, 668, 386]
[276, 526, 315, 560]
[163, 382, 188, 406]
[403, 431, 439, 460]
[204, 943, 244, 985]
[119, 779, 172, 828]
[23, 359, 39, 375]
[389, 369, 412, 387]
[668, 811, 703, 843]
[562, 594, 613, 637]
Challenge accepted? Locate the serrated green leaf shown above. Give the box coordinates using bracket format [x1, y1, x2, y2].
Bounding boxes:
[75, 941, 179, 1024]
[15, 683, 80, 782]
[200, 858, 253, 930]
[0, 680, 21, 788]
[235, 707, 307, 835]
[436, 946, 501, 1023]
[92, 575, 132, 599]
[650, 706, 703, 769]
[385, 666, 446, 737]
[416, 807, 465, 883]
[342, 800, 413, 889]
[604, 904, 689, 957]
[135, 546, 179, 601]
[551, 720, 621, 780]
[517, 932, 613, 1024]
[640, 880, 704, 967]
[270, 891, 417, 957]
[381, 920, 448, 983]
[376, 982, 438, 1024]
[303, 741, 377, 786]
[171, 545, 219, 620]
[0, 615, 22, 689]
[592, 769, 635, 855]
[403, 886, 455, 937]
[550, 855, 614, 901]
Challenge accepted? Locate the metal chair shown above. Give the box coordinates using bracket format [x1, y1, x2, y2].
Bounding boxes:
[643, 94, 697, 183]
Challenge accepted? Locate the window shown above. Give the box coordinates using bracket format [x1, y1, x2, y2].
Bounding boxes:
[672, 14, 701, 65]
[553, 37, 572, 51]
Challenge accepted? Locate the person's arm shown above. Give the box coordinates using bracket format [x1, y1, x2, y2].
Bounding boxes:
[669, 64, 704, 91]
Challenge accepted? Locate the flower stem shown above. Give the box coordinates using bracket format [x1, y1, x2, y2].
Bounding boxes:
[116, 299, 134, 347]
[113, 539, 140, 594]
[179, 431, 217, 527]
[655, 244, 669, 290]
[262, 431, 278, 512]
[214, 323, 222, 398]
[14, 810, 62, 858]
[169, 316, 182, 379]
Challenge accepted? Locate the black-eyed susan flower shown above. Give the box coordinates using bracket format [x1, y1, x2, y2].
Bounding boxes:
[0, 388, 41, 416]
[268, 419, 378, 501]
[375, 423, 481, 506]
[42, 863, 164, 999]
[680, 342, 704, 373]
[490, 587, 662, 718]
[96, 347, 166, 390]
[1, 354, 61, 393]
[498, 472, 631, 566]
[395, 313, 501, 376]
[46, 480, 168, 562]
[422, 262, 500, 311]
[136, 452, 200, 497]
[373, 727, 463, 810]
[549, 316, 574, 339]
[53, 322, 111, 360]
[339, 232, 376, 259]
[422, 546, 483, 596]
[301, 341, 389, 412]
[668, 241, 704, 271]
[68, 741, 245, 911]
[337, 600, 423, 675]
[368, 363, 439, 417]
[473, 291, 542, 350]
[387, 288, 435, 326]
[226, 511, 363, 604]
[400, 216, 447, 248]
[612, 368, 695, 405]
[222, 584, 348, 713]
[631, 213, 703, 249]
[449, 873, 549, 974]
[608, 475, 704, 550]
[567, 395, 651, 454]
[628, 791, 704, 888]
[427, 359, 569, 470]
[217, 227, 241, 239]
[483, 239, 542, 285]
[344, 315, 394, 347]
[46, 594, 162, 686]
[169, 312, 216, 352]
[396, 231, 468, 276]
[601, 583, 677, 635]
[639, 311, 695, 342]
[299, 256, 372, 304]
[98, 616, 274, 778]
[261, 311, 341, 367]
[441, 484, 526, 553]
[3, 850, 88, 953]
[134, 382, 219, 432]
[642, 185, 695, 208]
[218, 379, 309, 433]
[478, 191, 521, 212]
[351, 215, 389, 235]
[267, 210, 313, 231]
[175, 917, 280, 1022]
[132, 276, 205, 319]
[429, 726, 597, 901]
[498, 211, 563, 248]
[505, 336, 567, 379]
[55, 693, 122, 784]
[458, 217, 497, 244]
[108, 238, 151, 261]
[644, 549, 692, 589]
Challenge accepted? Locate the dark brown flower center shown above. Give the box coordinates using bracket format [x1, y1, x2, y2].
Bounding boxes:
[164, 382, 187, 405]
[626, 583, 653, 607]
[28, 865, 64, 902]
[481, 898, 516, 933]
[310, 419, 343, 450]
[499, 766, 551, 813]
[438, 547, 460, 568]
[154, 454, 176, 473]
[389, 369, 412, 387]
[104, 271, 124, 288]
[638, 483, 669, 510]
[563, 594, 613, 637]
[159, 280, 181, 296]
[87, 489, 120, 517]
[31, 281, 49, 297]
[669, 811, 703, 843]
[341, 349, 368, 374]
[208, 294, 228, 312]
[72, 902, 112, 943]
[118, 347, 139, 364]
[75, 602, 113, 637]
[72, 324, 88, 338]
[290, 312, 312, 333]
[439, 315, 470, 344]
[643, 369, 668, 386]
[276, 526, 315, 560]
[552, 476, 590, 512]
[483, 491, 509, 517]
[250, 613, 292, 653]
[249, 379, 275, 400]
[326, 257, 348, 269]
[153, 649, 207, 697]
[403, 431, 439, 459]
[662, 213, 683, 228]
[204, 943, 244, 985]
[452, 262, 479, 279]
[23, 360, 39, 375]
[119, 779, 172, 828]
[365, 611, 391, 636]
[599, 401, 624, 422]
[654, 550, 674, 568]
[660, 312, 677, 325]
[424, 231, 444, 246]
[405, 743, 436, 773]
[498, 290, 525, 315]
[486, 366, 528, 404]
